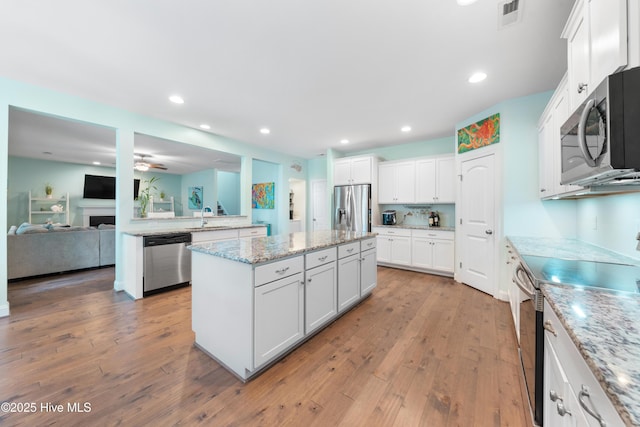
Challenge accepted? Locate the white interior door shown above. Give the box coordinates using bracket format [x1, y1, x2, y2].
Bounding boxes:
[311, 180, 329, 231]
[459, 154, 496, 296]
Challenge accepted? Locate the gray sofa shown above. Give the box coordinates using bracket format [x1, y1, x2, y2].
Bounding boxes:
[7, 225, 115, 280]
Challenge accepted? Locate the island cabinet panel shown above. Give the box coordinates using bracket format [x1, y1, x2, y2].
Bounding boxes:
[360, 247, 377, 295]
[338, 253, 361, 312]
[254, 256, 304, 286]
[254, 272, 304, 368]
[304, 261, 338, 334]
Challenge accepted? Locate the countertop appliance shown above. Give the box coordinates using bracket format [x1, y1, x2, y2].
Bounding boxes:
[561, 66, 640, 187]
[382, 210, 397, 225]
[513, 254, 640, 426]
[333, 184, 371, 232]
[143, 232, 192, 296]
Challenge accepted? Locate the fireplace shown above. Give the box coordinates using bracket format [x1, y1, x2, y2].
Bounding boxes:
[90, 215, 116, 227]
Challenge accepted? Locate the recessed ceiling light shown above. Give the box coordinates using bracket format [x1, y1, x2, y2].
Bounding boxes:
[93, 161, 101, 165]
[260, 128, 270, 134]
[340, 139, 349, 144]
[468, 72, 487, 83]
[457, 0, 478, 5]
[200, 124, 211, 130]
[169, 95, 184, 104]
[401, 126, 412, 133]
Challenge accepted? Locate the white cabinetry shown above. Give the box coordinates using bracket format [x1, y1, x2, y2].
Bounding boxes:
[538, 75, 583, 199]
[304, 248, 338, 334]
[254, 257, 305, 368]
[543, 300, 624, 427]
[334, 156, 375, 185]
[378, 161, 415, 203]
[360, 238, 377, 295]
[29, 191, 69, 225]
[239, 227, 268, 239]
[373, 227, 412, 266]
[415, 155, 455, 203]
[337, 239, 377, 313]
[562, 0, 628, 110]
[191, 228, 240, 243]
[338, 250, 361, 312]
[411, 229, 454, 273]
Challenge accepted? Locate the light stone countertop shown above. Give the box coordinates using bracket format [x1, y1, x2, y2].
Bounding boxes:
[508, 236, 640, 426]
[188, 230, 376, 264]
[373, 224, 455, 232]
[542, 284, 640, 427]
[123, 224, 264, 237]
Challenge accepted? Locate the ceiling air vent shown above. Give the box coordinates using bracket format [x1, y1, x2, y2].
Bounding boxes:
[498, 0, 522, 29]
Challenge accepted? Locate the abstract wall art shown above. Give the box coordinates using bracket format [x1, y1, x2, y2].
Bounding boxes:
[457, 113, 500, 154]
[252, 182, 275, 209]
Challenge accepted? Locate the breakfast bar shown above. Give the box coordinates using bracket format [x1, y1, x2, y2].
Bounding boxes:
[188, 230, 377, 381]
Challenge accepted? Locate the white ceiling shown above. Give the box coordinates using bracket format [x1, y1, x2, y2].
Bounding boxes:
[1, 0, 575, 159]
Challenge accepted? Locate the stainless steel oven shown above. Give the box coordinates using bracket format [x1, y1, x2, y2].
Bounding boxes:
[513, 262, 544, 426]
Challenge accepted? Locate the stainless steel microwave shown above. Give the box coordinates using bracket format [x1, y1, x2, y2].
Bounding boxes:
[560, 67, 640, 187]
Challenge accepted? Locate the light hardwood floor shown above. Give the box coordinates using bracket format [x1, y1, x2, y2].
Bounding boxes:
[1, 266, 532, 427]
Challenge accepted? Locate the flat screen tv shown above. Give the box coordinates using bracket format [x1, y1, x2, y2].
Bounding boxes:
[83, 174, 141, 200]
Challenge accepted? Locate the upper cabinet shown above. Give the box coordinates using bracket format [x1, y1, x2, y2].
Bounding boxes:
[415, 155, 455, 204]
[538, 75, 583, 199]
[562, 0, 628, 111]
[378, 161, 415, 203]
[334, 155, 376, 185]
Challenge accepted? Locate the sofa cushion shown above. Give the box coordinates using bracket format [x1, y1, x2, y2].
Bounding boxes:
[16, 222, 49, 234]
[7, 225, 17, 235]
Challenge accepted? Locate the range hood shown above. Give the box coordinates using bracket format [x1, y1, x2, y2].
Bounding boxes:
[543, 177, 640, 200]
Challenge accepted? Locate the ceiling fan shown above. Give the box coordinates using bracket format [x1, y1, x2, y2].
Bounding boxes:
[134, 153, 167, 172]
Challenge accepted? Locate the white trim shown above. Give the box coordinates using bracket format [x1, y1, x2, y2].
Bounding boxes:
[0, 301, 9, 317]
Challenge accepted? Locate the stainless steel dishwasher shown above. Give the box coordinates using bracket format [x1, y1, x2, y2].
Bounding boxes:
[143, 233, 192, 296]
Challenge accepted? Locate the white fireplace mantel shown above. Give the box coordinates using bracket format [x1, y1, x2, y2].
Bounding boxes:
[80, 206, 116, 227]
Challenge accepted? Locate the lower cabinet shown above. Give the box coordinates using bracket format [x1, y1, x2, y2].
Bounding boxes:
[305, 249, 338, 334]
[543, 300, 624, 427]
[360, 246, 377, 294]
[338, 253, 361, 312]
[373, 227, 454, 276]
[254, 271, 304, 368]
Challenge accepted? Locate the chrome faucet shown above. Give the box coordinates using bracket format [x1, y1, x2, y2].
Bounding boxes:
[200, 205, 209, 228]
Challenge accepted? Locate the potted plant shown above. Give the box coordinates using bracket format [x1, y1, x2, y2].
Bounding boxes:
[159, 190, 166, 202]
[45, 183, 53, 199]
[137, 176, 159, 218]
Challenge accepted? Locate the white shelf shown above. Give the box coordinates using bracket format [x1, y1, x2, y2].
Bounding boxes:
[149, 196, 174, 213]
[29, 191, 70, 225]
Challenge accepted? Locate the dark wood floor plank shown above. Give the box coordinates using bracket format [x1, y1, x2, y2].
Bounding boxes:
[0, 266, 531, 427]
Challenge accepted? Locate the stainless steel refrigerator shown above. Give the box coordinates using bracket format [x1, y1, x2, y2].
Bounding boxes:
[333, 184, 371, 232]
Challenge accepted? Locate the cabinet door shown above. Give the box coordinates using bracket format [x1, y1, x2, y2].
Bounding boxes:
[350, 157, 372, 184]
[589, 0, 627, 89]
[338, 254, 360, 312]
[431, 239, 454, 273]
[390, 236, 412, 266]
[376, 236, 392, 263]
[566, 0, 590, 109]
[333, 159, 352, 185]
[377, 163, 396, 203]
[538, 113, 555, 198]
[395, 161, 415, 203]
[411, 237, 434, 269]
[360, 248, 377, 295]
[435, 157, 455, 203]
[415, 159, 436, 202]
[254, 272, 304, 368]
[305, 263, 338, 334]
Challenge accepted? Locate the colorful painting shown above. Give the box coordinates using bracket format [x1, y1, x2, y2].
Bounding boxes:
[252, 182, 275, 209]
[457, 113, 500, 154]
[188, 186, 203, 210]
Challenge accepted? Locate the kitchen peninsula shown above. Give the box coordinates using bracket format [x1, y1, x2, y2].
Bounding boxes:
[188, 230, 377, 381]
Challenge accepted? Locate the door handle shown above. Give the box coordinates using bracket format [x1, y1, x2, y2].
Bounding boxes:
[485, 229, 493, 235]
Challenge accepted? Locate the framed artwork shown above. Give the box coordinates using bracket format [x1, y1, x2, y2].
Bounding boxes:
[252, 182, 275, 209]
[188, 186, 203, 210]
[457, 113, 500, 154]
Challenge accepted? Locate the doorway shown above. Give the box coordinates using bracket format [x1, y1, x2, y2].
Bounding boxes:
[311, 179, 329, 231]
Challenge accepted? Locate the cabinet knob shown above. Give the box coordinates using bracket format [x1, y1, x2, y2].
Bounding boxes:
[577, 82, 588, 94]
[543, 320, 557, 337]
[549, 389, 562, 402]
[556, 402, 572, 417]
[485, 229, 493, 235]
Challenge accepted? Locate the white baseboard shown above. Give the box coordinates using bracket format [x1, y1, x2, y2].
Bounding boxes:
[0, 301, 10, 318]
[113, 279, 125, 292]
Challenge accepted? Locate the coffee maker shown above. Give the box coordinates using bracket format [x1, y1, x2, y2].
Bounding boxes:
[382, 210, 397, 225]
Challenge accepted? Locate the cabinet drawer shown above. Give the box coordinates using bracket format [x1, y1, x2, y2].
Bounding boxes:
[360, 238, 376, 251]
[411, 229, 454, 240]
[305, 247, 337, 270]
[191, 229, 238, 243]
[372, 227, 411, 237]
[338, 242, 360, 259]
[255, 256, 304, 287]
[239, 227, 267, 238]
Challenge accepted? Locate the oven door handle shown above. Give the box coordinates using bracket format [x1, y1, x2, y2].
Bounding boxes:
[513, 264, 535, 299]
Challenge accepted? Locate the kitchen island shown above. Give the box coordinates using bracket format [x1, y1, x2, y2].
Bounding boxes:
[188, 230, 377, 381]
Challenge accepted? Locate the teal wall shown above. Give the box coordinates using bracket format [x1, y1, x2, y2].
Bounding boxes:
[252, 159, 281, 235]
[181, 169, 215, 215]
[217, 171, 240, 215]
[343, 136, 454, 160]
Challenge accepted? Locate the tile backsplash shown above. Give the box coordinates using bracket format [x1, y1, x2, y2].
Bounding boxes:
[378, 204, 455, 228]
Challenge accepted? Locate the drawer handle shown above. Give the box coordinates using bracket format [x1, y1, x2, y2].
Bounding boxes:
[543, 320, 557, 337]
[318, 255, 328, 261]
[347, 248, 354, 253]
[428, 234, 436, 237]
[275, 266, 290, 275]
[578, 386, 606, 427]
[366, 242, 373, 247]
